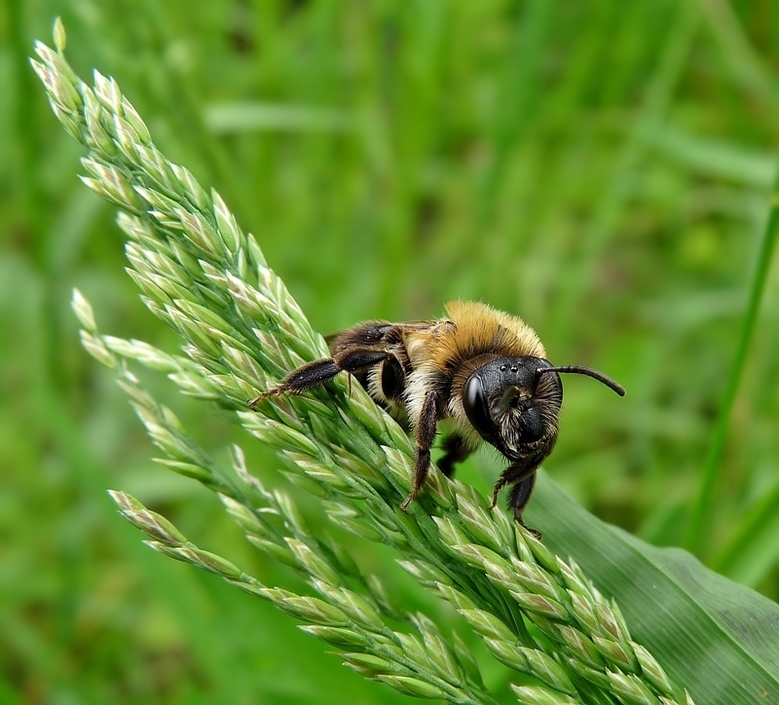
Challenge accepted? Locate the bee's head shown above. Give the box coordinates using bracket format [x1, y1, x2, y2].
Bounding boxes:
[462, 356, 625, 460]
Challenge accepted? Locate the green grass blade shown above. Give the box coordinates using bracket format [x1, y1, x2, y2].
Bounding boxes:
[533, 476, 779, 705]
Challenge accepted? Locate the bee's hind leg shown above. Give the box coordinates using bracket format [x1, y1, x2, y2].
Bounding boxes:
[249, 349, 389, 408]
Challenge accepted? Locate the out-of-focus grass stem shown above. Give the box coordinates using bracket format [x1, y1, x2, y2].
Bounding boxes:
[696, 0, 779, 108]
[686, 162, 779, 554]
[552, 5, 698, 343]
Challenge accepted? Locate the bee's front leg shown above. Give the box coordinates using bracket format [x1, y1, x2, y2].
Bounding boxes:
[507, 473, 540, 538]
[489, 460, 542, 537]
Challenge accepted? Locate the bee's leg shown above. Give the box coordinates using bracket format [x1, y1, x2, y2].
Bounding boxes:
[507, 474, 540, 538]
[489, 462, 541, 536]
[249, 349, 389, 408]
[438, 434, 473, 478]
[400, 390, 438, 511]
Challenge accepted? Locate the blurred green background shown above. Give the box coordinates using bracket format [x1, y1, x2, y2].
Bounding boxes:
[4, 1, 779, 703]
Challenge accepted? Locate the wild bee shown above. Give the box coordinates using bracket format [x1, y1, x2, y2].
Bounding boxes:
[249, 300, 625, 532]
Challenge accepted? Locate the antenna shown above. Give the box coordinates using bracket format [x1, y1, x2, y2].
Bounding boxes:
[538, 365, 625, 396]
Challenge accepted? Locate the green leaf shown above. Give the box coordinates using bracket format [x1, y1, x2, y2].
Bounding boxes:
[531, 476, 779, 705]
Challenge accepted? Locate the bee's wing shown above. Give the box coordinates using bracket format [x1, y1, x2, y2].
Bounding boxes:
[325, 320, 393, 353]
[325, 319, 446, 354]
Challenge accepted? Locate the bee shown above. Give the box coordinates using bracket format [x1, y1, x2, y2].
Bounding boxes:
[249, 300, 625, 533]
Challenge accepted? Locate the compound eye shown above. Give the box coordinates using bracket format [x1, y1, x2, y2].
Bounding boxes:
[463, 374, 496, 442]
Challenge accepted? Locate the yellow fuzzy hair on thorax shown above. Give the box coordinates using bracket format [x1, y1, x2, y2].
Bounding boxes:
[438, 300, 546, 364]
